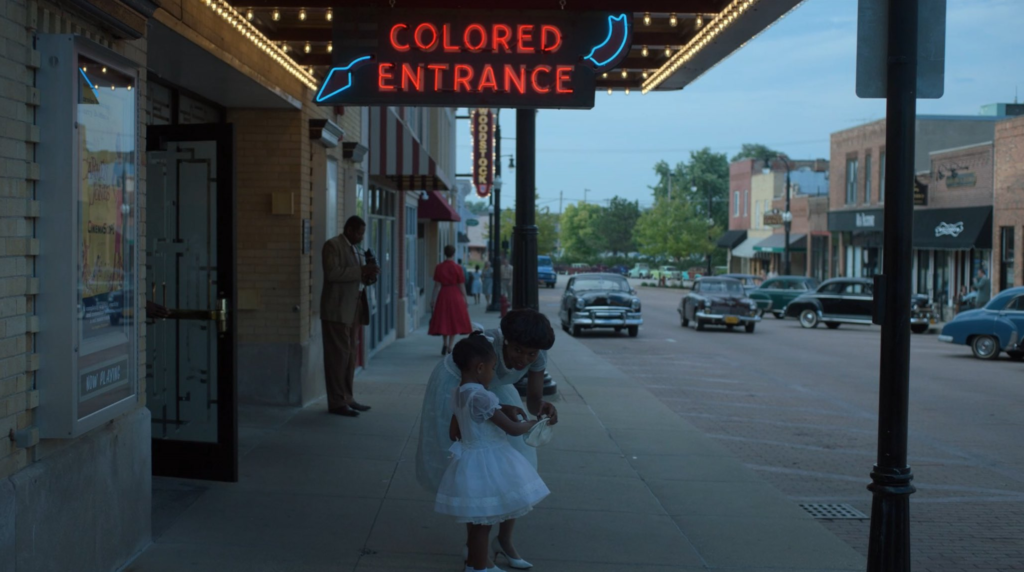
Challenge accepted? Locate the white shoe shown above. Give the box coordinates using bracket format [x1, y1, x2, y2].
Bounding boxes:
[464, 565, 505, 572]
[493, 539, 533, 569]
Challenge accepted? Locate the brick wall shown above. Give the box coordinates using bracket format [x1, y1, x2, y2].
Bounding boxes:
[926, 143, 994, 210]
[728, 159, 755, 231]
[829, 119, 886, 210]
[994, 115, 1024, 292]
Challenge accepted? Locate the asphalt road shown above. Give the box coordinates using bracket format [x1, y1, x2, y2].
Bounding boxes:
[539, 281, 1024, 572]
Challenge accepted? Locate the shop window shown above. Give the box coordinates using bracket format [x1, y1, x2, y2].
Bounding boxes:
[879, 152, 886, 202]
[733, 191, 739, 217]
[864, 154, 872, 204]
[1001, 226, 1015, 291]
[846, 157, 859, 204]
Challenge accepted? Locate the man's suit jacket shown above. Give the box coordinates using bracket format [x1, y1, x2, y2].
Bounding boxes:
[321, 234, 370, 325]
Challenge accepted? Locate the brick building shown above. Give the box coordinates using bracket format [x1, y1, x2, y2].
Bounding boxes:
[0, 0, 454, 569]
[994, 115, 1024, 293]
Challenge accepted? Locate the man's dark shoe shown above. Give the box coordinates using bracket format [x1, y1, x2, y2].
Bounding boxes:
[350, 402, 372, 412]
[328, 407, 359, 417]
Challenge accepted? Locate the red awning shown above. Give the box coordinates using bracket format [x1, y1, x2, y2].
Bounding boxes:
[418, 190, 460, 222]
[369, 107, 451, 191]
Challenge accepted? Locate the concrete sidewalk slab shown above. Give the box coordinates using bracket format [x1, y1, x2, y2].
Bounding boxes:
[129, 301, 865, 572]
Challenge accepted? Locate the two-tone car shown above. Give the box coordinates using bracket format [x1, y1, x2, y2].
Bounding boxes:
[939, 286, 1024, 361]
[559, 273, 642, 337]
[678, 277, 760, 333]
[785, 278, 874, 329]
[748, 276, 820, 319]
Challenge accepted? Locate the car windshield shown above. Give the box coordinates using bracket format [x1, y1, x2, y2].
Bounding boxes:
[574, 277, 630, 292]
[700, 281, 743, 294]
[537, 256, 552, 267]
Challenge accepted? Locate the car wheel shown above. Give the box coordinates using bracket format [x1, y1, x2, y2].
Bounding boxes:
[1008, 351, 1024, 362]
[911, 324, 928, 334]
[745, 323, 756, 333]
[826, 322, 841, 330]
[561, 319, 569, 333]
[799, 309, 819, 329]
[773, 311, 785, 320]
[971, 335, 1000, 360]
[680, 307, 689, 328]
[628, 326, 638, 337]
[695, 319, 706, 331]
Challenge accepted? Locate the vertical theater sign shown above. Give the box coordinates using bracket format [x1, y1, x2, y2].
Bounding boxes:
[470, 108, 494, 197]
[316, 9, 632, 109]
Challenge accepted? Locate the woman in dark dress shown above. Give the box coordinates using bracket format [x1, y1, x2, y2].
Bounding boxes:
[429, 245, 473, 354]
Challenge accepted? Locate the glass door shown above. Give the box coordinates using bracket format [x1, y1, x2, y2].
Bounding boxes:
[145, 124, 237, 482]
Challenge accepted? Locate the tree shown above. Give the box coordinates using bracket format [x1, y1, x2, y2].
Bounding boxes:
[559, 202, 604, 261]
[634, 196, 722, 264]
[465, 199, 490, 215]
[598, 197, 641, 255]
[536, 208, 559, 255]
[730, 143, 783, 163]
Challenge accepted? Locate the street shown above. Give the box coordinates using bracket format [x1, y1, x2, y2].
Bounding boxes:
[539, 282, 1024, 572]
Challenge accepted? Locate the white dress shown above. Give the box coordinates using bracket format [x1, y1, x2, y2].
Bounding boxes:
[416, 329, 547, 492]
[435, 384, 550, 524]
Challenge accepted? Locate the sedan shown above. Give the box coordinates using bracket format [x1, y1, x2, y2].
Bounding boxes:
[678, 277, 760, 333]
[719, 273, 765, 295]
[785, 278, 874, 329]
[559, 273, 643, 337]
[938, 286, 1024, 361]
[748, 276, 820, 319]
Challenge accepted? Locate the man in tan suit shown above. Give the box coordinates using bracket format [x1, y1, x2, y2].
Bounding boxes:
[321, 216, 379, 417]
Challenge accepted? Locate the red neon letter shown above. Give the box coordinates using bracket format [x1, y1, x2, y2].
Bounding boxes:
[554, 65, 572, 93]
[504, 64, 526, 94]
[464, 24, 487, 52]
[427, 63, 449, 91]
[414, 23, 438, 52]
[390, 24, 410, 52]
[401, 63, 424, 91]
[530, 65, 551, 94]
[442, 24, 460, 52]
[453, 64, 474, 92]
[516, 24, 535, 53]
[540, 25, 562, 52]
[477, 64, 498, 92]
[378, 63, 396, 92]
[492, 24, 512, 53]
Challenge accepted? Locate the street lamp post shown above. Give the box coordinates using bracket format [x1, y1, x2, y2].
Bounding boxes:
[764, 156, 793, 276]
[487, 118, 504, 313]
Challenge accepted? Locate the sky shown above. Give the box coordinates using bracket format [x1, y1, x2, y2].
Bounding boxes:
[454, 0, 1024, 212]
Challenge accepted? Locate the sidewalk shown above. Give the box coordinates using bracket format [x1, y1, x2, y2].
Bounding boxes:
[126, 302, 865, 572]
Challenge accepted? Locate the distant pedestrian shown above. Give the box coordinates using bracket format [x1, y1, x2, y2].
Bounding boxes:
[430, 245, 473, 355]
[470, 265, 483, 305]
[502, 259, 513, 299]
[481, 261, 493, 306]
[973, 268, 991, 308]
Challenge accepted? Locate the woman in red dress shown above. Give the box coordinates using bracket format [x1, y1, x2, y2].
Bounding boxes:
[429, 245, 473, 354]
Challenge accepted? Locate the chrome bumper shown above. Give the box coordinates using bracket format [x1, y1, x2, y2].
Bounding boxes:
[937, 335, 954, 343]
[572, 311, 643, 327]
[695, 311, 761, 324]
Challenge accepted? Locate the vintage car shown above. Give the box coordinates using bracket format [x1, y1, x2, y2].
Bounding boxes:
[785, 278, 874, 329]
[537, 255, 557, 289]
[910, 293, 939, 334]
[627, 263, 650, 278]
[748, 276, 820, 319]
[559, 273, 642, 337]
[678, 277, 760, 333]
[719, 273, 765, 295]
[650, 265, 681, 281]
[938, 286, 1024, 361]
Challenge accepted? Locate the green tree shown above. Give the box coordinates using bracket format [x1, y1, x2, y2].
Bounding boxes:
[559, 202, 604, 261]
[537, 208, 559, 255]
[598, 196, 641, 255]
[634, 196, 721, 263]
[730, 143, 783, 163]
[465, 199, 490, 215]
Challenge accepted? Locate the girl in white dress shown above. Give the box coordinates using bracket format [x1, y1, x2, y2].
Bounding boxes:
[435, 334, 550, 572]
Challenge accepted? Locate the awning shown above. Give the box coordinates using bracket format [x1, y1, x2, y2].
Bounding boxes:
[369, 107, 451, 191]
[754, 233, 807, 253]
[458, 232, 470, 244]
[913, 206, 992, 250]
[717, 230, 748, 249]
[731, 236, 762, 259]
[418, 191, 460, 222]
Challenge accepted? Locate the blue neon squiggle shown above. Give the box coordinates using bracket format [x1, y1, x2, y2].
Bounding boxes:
[79, 68, 100, 99]
[316, 55, 372, 103]
[584, 14, 630, 69]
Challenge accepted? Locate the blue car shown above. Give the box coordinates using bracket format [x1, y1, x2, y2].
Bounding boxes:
[939, 286, 1024, 361]
[537, 255, 557, 289]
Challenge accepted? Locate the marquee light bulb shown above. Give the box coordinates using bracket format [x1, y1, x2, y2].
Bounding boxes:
[282, 43, 289, 53]
[669, 13, 678, 27]
[641, 45, 649, 57]
[621, 69, 628, 79]
[643, 12, 651, 26]
[696, 14, 704, 27]
[298, 8, 306, 20]
[607, 88, 613, 95]
[272, 9, 280, 21]
[665, 46, 672, 57]
[642, 70, 649, 79]
[304, 42, 311, 53]
[601, 72, 607, 79]
[127, 85, 132, 90]
[326, 8, 333, 21]
[625, 88, 630, 95]
[327, 42, 333, 53]
[246, 9, 253, 20]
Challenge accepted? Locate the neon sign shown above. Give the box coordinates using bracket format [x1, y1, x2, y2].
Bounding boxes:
[317, 10, 631, 109]
[470, 109, 494, 198]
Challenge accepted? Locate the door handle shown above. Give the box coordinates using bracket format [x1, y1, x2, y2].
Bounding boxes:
[165, 298, 229, 334]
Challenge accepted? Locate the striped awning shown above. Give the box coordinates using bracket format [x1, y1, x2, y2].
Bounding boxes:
[369, 107, 451, 191]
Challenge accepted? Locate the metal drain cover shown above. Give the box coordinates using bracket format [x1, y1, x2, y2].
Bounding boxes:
[799, 503, 869, 520]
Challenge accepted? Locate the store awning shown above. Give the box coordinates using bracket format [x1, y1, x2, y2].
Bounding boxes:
[458, 231, 470, 244]
[717, 230, 748, 249]
[754, 233, 807, 253]
[913, 206, 992, 250]
[370, 107, 451, 191]
[418, 191, 461, 222]
[731, 236, 762, 259]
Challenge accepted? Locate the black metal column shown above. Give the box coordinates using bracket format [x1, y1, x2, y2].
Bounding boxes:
[512, 108, 538, 310]
[784, 168, 792, 276]
[487, 118, 503, 312]
[867, 0, 918, 570]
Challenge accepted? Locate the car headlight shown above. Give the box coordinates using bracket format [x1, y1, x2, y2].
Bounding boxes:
[631, 298, 641, 311]
[748, 301, 758, 310]
[576, 298, 587, 310]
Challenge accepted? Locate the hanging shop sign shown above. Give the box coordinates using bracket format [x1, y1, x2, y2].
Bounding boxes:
[944, 171, 976, 188]
[914, 179, 928, 206]
[317, 9, 632, 109]
[470, 108, 494, 198]
[763, 210, 784, 227]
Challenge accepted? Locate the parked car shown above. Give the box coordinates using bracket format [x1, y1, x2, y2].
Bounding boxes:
[568, 263, 591, 275]
[559, 273, 643, 337]
[719, 273, 765, 295]
[785, 278, 874, 329]
[938, 286, 1024, 361]
[610, 265, 629, 276]
[650, 266, 681, 281]
[678, 277, 760, 333]
[748, 276, 820, 319]
[628, 263, 650, 278]
[910, 293, 939, 334]
[537, 255, 557, 288]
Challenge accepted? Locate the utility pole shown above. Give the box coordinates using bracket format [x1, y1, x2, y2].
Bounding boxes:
[512, 109, 539, 311]
[583, 188, 589, 205]
[559, 190, 563, 215]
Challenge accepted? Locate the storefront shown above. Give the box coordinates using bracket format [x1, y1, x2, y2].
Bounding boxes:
[753, 233, 808, 276]
[717, 230, 748, 273]
[828, 208, 885, 278]
[912, 206, 993, 315]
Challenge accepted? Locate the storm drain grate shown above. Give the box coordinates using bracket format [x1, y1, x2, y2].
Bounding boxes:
[799, 503, 869, 520]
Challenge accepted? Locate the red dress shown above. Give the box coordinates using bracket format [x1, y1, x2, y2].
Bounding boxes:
[429, 260, 473, 336]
